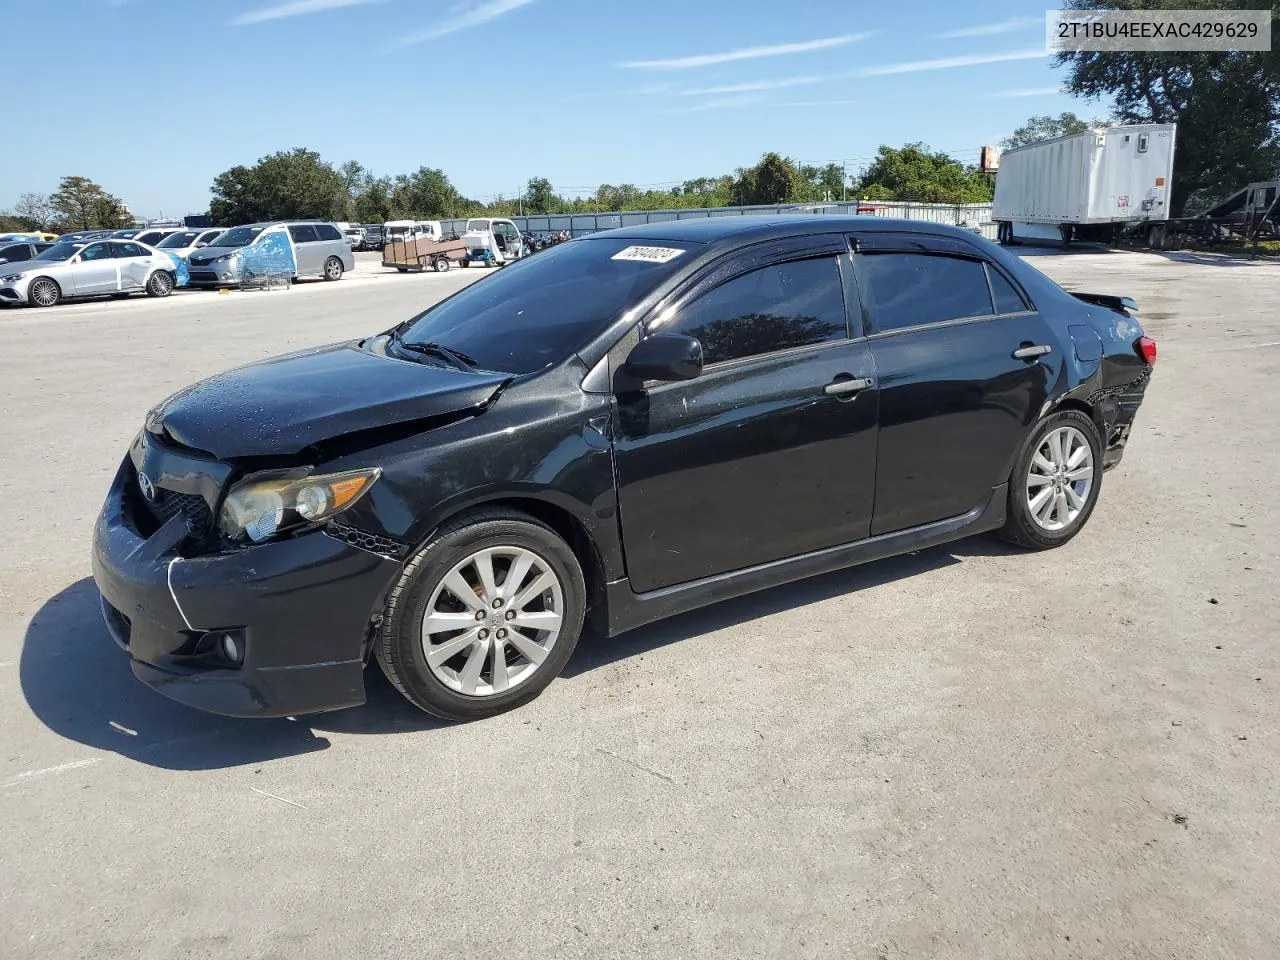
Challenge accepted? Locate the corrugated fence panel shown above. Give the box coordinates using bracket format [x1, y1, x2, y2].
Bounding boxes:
[417, 202, 995, 240]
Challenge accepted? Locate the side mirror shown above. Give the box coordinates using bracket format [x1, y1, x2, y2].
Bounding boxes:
[624, 333, 703, 383]
[70, 255, 82, 263]
[195, 241, 209, 248]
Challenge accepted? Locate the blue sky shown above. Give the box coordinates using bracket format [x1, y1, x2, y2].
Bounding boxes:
[2, 0, 1093, 218]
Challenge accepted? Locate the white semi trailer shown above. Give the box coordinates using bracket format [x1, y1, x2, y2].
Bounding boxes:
[992, 124, 1176, 246]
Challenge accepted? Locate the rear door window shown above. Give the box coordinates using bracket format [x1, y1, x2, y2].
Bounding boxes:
[662, 256, 848, 365]
[314, 224, 343, 241]
[113, 242, 147, 258]
[288, 225, 320, 243]
[859, 252, 993, 332]
[987, 265, 1030, 314]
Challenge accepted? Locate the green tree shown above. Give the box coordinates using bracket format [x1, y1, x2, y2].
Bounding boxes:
[389, 167, 468, 219]
[354, 175, 393, 223]
[734, 152, 805, 205]
[51, 176, 131, 230]
[209, 148, 346, 225]
[1001, 112, 1096, 149]
[1056, 0, 1280, 214]
[523, 177, 558, 214]
[855, 144, 993, 203]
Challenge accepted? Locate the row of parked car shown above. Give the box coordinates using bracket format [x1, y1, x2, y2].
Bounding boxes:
[0, 221, 359, 308]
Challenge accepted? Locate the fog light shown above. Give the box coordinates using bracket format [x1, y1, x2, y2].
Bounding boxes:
[220, 633, 243, 665]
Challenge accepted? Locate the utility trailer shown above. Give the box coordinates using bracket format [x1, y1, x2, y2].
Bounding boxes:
[1140, 180, 1280, 250]
[381, 235, 469, 273]
[993, 124, 1176, 246]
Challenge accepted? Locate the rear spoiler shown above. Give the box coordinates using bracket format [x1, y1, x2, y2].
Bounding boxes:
[1070, 292, 1139, 315]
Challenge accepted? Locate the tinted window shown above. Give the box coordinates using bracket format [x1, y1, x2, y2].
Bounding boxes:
[288, 224, 320, 243]
[212, 226, 263, 247]
[398, 237, 697, 374]
[988, 265, 1029, 314]
[663, 257, 847, 366]
[80, 242, 112, 261]
[34, 242, 84, 262]
[199, 230, 225, 245]
[860, 252, 992, 332]
[113, 242, 146, 258]
[0, 244, 33, 262]
[158, 231, 201, 249]
[314, 224, 343, 241]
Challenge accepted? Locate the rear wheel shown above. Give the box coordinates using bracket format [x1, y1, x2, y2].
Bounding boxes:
[1059, 223, 1074, 248]
[376, 509, 587, 721]
[323, 256, 343, 281]
[999, 410, 1103, 550]
[434, 257, 450, 272]
[146, 271, 174, 297]
[28, 277, 60, 307]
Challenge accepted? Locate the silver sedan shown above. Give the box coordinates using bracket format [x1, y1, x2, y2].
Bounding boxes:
[0, 238, 185, 307]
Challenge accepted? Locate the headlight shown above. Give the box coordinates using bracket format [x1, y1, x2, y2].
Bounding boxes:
[1, 273, 25, 283]
[218, 468, 381, 544]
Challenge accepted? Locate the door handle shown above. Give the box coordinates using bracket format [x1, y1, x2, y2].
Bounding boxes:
[1013, 344, 1052, 360]
[824, 377, 874, 397]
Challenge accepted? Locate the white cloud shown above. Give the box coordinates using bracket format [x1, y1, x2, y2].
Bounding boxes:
[393, 0, 537, 45]
[933, 16, 1041, 39]
[857, 48, 1047, 76]
[231, 0, 381, 26]
[678, 76, 824, 96]
[619, 33, 872, 70]
[988, 86, 1065, 98]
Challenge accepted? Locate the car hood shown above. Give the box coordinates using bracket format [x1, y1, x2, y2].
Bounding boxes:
[150, 341, 509, 459]
[186, 245, 244, 263]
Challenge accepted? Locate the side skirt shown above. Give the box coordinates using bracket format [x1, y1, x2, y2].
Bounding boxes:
[603, 484, 1007, 637]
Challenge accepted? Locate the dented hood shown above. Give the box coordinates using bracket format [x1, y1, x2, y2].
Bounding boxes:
[150, 341, 507, 459]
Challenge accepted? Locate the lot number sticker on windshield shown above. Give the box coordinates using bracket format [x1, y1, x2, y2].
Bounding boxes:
[611, 245, 685, 263]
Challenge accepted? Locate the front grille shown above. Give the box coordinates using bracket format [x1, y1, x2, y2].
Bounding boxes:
[189, 270, 219, 282]
[138, 487, 213, 541]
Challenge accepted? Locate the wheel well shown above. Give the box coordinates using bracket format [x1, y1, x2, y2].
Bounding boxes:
[442, 497, 609, 633]
[1054, 397, 1099, 427]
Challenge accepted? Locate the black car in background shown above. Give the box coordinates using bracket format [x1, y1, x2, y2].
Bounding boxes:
[0, 241, 53, 265]
[359, 224, 383, 251]
[93, 216, 1155, 722]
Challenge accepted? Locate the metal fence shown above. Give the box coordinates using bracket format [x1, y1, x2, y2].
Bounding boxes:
[440, 200, 997, 241]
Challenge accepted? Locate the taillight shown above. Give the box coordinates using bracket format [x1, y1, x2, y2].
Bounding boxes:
[1136, 336, 1157, 366]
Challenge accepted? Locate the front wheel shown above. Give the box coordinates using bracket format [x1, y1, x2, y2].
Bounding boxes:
[146, 271, 174, 298]
[28, 277, 61, 307]
[376, 509, 587, 721]
[999, 410, 1103, 550]
[323, 256, 344, 281]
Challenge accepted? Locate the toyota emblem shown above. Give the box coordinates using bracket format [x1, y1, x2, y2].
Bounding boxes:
[138, 472, 156, 502]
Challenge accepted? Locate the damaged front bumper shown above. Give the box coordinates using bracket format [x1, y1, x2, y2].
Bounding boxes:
[91, 455, 402, 718]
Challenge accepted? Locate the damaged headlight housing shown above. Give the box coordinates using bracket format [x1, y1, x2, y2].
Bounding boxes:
[218, 468, 381, 544]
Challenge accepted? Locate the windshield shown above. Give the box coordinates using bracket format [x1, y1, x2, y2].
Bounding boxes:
[33, 241, 85, 262]
[211, 226, 264, 247]
[397, 237, 698, 374]
[158, 231, 201, 249]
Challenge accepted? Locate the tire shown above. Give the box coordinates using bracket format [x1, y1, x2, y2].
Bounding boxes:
[376, 508, 587, 721]
[434, 257, 450, 273]
[145, 271, 174, 298]
[323, 256, 344, 281]
[999, 409, 1103, 550]
[1059, 223, 1074, 248]
[27, 277, 60, 307]
[997, 222, 1009, 245]
[461, 259, 470, 268]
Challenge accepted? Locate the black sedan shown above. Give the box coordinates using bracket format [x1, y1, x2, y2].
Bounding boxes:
[92, 216, 1155, 721]
[0, 240, 53, 266]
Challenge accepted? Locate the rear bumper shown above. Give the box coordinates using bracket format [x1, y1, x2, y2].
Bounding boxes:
[92, 456, 401, 718]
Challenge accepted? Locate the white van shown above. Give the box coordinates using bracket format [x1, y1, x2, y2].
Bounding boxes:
[383, 220, 442, 244]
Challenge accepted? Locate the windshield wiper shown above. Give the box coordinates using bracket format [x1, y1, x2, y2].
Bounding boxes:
[393, 338, 478, 371]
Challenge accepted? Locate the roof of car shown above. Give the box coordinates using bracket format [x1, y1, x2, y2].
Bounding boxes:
[597, 214, 984, 245]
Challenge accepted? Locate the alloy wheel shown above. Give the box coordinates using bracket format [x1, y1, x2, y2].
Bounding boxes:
[30, 279, 58, 307]
[421, 546, 564, 697]
[325, 258, 342, 280]
[1026, 425, 1095, 532]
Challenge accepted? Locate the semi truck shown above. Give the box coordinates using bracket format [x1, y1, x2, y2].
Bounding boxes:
[992, 124, 1176, 246]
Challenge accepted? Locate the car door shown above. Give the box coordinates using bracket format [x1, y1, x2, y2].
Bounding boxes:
[854, 233, 1061, 536]
[69, 241, 120, 295]
[112, 241, 153, 289]
[287, 224, 321, 275]
[611, 238, 879, 594]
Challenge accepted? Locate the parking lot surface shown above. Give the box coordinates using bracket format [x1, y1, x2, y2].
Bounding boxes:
[2, 248, 1277, 959]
